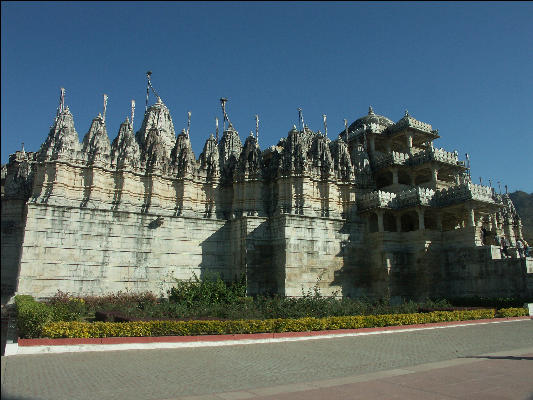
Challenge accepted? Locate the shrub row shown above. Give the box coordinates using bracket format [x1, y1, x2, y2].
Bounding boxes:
[39, 308, 528, 339]
[15, 295, 85, 338]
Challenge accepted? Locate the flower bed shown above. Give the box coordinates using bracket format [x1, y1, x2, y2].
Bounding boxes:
[39, 308, 528, 339]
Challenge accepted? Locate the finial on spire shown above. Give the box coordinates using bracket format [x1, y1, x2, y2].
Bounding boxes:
[56, 87, 66, 118]
[220, 97, 229, 131]
[344, 118, 348, 137]
[145, 71, 151, 111]
[145, 71, 160, 111]
[250, 130, 254, 137]
[323, 114, 328, 137]
[103, 94, 108, 123]
[404, 109, 409, 117]
[131, 99, 135, 128]
[21, 142, 25, 155]
[255, 114, 259, 143]
[298, 108, 304, 131]
[368, 106, 374, 115]
[215, 116, 219, 143]
[186, 111, 191, 137]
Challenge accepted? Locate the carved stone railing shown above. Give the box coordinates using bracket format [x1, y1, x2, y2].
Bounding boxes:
[386, 116, 433, 134]
[434, 183, 495, 206]
[358, 190, 397, 211]
[392, 187, 435, 208]
[371, 151, 410, 169]
[358, 187, 437, 211]
[409, 147, 459, 167]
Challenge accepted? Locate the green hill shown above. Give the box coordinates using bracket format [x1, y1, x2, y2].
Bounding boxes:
[509, 191, 533, 245]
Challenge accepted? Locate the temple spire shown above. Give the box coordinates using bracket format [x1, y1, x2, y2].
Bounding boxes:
[368, 106, 374, 115]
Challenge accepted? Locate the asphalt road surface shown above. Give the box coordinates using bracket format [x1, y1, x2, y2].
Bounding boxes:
[2, 319, 532, 400]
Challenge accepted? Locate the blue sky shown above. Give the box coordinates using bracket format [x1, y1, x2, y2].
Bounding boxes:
[2, 2, 532, 192]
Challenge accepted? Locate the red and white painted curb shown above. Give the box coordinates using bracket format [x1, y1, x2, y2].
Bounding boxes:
[4, 316, 530, 356]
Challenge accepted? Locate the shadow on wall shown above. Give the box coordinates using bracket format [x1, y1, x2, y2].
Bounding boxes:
[331, 220, 381, 299]
[244, 219, 280, 296]
[198, 221, 234, 283]
[197, 217, 281, 296]
[332, 227, 444, 302]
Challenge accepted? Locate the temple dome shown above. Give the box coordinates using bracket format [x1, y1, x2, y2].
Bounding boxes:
[348, 106, 394, 131]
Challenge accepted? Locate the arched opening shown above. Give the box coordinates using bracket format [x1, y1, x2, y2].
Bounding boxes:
[384, 211, 396, 232]
[368, 213, 378, 233]
[442, 212, 462, 231]
[375, 170, 393, 188]
[398, 170, 411, 185]
[391, 140, 405, 153]
[414, 169, 432, 185]
[401, 211, 419, 232]
[424, 209, 440, 231]
[436, 169, 455, 184]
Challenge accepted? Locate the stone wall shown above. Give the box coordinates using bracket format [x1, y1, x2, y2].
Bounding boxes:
[15, 204, 234, 298]
[1, 200, 27, 302]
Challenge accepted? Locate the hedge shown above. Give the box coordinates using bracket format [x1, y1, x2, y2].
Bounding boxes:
[37, 308, 528, 339]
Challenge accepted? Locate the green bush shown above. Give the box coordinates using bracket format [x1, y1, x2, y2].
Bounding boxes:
[40, 308, 504, 339]
[167, 273, 247, 307]
[15, 295, 53, 339]
[447, 296, 532, 308]
[496, 307, 529, 317]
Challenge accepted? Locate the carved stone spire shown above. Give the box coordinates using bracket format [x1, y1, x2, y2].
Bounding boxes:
[38, 106, 80, 161]
[110, 118, 142, 169]
[310, 134, 333, 178]
[81, 114, 111, 164]
[171, 129, 197, 178]
[331, 138, 354, 181]
[236, 134, 262, 180]
[136, 98, 176, 163]
[199, 134, 220, 181]
[219, 123, 243, 166]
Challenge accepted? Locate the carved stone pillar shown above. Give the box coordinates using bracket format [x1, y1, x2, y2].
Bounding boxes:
[377, 210, 384, 233]
[369, 136, 376, 153]
[417, 208, 425, 230]
[395, 214, 402, 232]
[466, 206, 475, 227]
[436, 213, 443, 231]
[406, 134, 413, 154]
[431, 166, 438, 184]
[392, 168, 399, 185]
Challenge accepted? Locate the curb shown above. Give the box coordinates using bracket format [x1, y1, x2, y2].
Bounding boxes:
[5, 316, 530, 356]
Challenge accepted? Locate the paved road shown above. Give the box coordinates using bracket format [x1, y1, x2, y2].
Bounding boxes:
[2, 320, 533, 400]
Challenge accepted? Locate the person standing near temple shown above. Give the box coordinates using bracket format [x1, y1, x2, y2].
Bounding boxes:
[516, 239, 525, 258]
